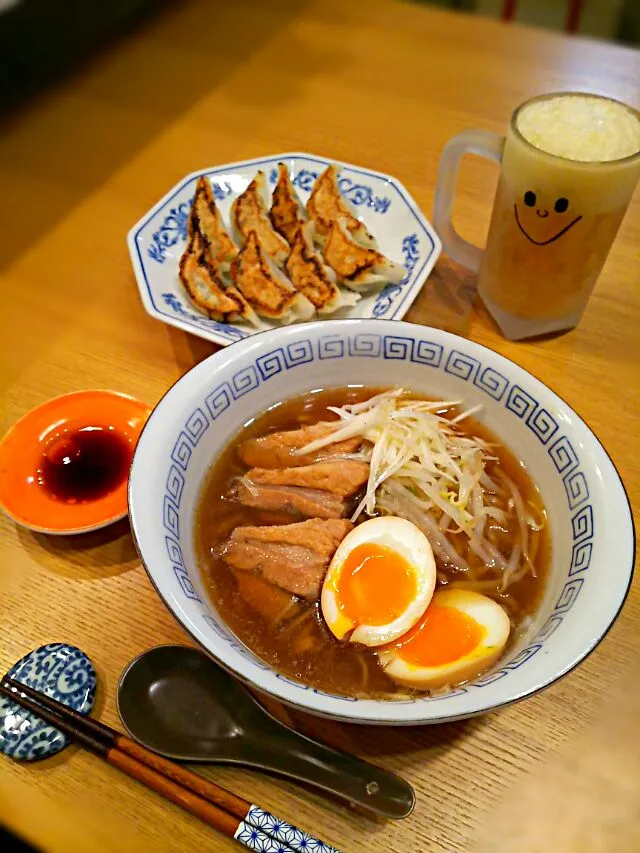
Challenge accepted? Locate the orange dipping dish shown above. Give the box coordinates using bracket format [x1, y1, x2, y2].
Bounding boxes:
[0, 390, 151, 534]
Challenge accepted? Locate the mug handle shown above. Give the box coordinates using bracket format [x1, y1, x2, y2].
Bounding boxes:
[433, 130, 505, 272]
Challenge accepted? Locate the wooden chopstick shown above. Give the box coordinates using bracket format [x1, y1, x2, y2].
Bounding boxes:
[1, 678, 340, 852]
[4, 675, 249, 819]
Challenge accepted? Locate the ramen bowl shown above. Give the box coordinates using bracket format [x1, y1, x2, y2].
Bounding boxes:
[128, 319, 634, 724]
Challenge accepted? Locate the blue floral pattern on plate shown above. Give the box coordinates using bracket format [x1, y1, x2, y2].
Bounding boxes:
[267, 166, 391, 212]
[161, 293, 248, 340]
[146, 180, 234, 264]
[147, 201, 192, 264]
[127, 153, 442, 348]
[0, 643, 96, 761]
[372, 233, 420, 318]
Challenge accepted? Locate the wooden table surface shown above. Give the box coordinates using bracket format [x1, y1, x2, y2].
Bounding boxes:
[1, 1, 639, 850]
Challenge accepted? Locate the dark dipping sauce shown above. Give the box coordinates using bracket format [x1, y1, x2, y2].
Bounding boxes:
[39, 426, 132, 503]
[195, 387, 550, 699]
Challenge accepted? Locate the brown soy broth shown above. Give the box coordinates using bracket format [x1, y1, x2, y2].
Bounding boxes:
[195, 387, 550, 698]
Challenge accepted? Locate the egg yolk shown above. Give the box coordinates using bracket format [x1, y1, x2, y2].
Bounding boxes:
[389, 604, 485, 666]
[337, 543, 417, 627]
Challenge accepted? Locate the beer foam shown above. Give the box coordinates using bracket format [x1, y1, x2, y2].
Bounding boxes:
[517, 95, 640, 162]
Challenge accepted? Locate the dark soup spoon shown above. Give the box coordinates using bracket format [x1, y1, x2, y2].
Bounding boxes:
[117, 645, 414, 820]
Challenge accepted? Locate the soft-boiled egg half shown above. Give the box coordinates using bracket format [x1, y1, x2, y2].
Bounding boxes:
[378, 588, 511, 689]
[321, 516, 436, 647]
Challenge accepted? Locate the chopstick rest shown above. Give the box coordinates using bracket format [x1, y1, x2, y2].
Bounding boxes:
[1, 677, 341, 853]
[0, 643, 95, 761]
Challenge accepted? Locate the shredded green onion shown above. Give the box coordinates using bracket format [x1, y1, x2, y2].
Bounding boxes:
[298, 389, 490, 532]
[297, 389, 543, 584]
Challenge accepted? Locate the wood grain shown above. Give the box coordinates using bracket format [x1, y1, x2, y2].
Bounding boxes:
[106, 749, 240, 838]
[118, 739, 251, 821]
[1, 1, 639, 851]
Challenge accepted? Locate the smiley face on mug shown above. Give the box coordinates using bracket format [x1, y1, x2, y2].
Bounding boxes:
[514, 191, 582, 246]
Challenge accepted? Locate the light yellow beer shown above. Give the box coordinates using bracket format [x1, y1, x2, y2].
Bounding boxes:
[478, 94, 640, 335]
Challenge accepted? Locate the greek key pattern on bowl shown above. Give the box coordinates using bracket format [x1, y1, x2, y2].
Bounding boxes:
[161, 333, 593, 700]
[131, 154, 441, 349]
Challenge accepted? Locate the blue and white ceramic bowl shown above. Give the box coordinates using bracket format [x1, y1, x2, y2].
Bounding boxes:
[128, 319, 634, 724]
[127, 153, 441, 348]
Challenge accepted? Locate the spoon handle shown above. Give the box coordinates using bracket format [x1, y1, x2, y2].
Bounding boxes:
[242, 730, 415, 820]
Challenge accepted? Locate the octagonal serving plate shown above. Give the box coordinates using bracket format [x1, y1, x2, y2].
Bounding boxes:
[127, 153, 441, 347]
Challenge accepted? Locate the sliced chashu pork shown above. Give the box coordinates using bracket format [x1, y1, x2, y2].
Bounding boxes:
[238, 421, 362, 469]
[220, 518, 353, 600]
[233, 481, 344, 519]
[233, 571, 297, 623]
[233, 460, 369, 519]
[247, 461, 369, 494]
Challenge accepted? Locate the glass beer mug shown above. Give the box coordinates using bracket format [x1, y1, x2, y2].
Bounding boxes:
[434, 92, 640, 339]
